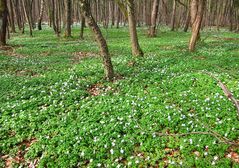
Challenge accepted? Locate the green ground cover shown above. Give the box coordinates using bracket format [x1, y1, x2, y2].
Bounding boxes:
[0, 27, 239, 167]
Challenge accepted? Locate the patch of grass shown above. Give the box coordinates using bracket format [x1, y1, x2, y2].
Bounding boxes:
[0, 27, 239, 167]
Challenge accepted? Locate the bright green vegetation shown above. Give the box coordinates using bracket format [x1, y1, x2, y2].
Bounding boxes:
[0, 27, 239, 167]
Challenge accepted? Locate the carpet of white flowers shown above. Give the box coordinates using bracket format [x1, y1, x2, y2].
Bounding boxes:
[0, 27, 239, 167]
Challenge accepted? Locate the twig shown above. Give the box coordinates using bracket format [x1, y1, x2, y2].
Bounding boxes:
[131, 106, 238, 146]
[176, 0, 187, 8]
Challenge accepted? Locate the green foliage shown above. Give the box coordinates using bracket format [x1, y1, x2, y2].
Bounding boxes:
[0, 27, 239, 167]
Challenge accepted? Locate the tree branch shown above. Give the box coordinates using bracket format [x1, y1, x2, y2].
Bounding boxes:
[203, 71, 239, 118]
[176, 0, 187, 8]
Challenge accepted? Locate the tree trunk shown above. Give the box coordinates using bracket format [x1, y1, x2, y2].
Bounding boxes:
[22, 0, 33, 37]
[116, 6, 120, 28]
[38, 0, 44, 30]
[65, 0, 72, 37]
[127, 0, 144, 56]
[184, 0, 191, 32]
[189, 0, 206, 52]
[171, 0, 177, 31]
[0, 0, 7, 46]
[149, 0, 160, 37]
[8, 0, 16, 33]
[80, 0, 114, 81]
[80, 13, 85, 39]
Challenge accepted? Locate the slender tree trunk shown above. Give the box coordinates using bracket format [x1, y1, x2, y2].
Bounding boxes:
[12, 0, 23, 32]
[189, 0, 206, 52]
[116, 6, 120, 28]
[38, 0, 44, 30]
[65, 0, 72, 37]
[149, 0, 160, 37]
[50, 0, 60, 37]
[127, 0, 144, 56]
[79, 0, 114, 81]
[171, 0, 177, 31]
[184, 0, 191, 32]
[22, 0, 33, 37]
[80, 13, 85, 39]
[8, 0, 16, 33]
[0, 0, 7, 46]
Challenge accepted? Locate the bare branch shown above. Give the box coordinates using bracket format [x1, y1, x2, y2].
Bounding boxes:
[203, 71, 239, 118]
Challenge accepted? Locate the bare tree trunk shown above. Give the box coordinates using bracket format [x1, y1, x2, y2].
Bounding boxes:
[184, 0, 191, 32]
[189, 0, 206, 52]
[148, 0, 160, 37]
[116, 6, 120, 28]
[80, 12, 85, 39]
[171, 0, 177, 31]
[109, 0, 115, 27]
[0, 0, 7, 46]
[127, 0, 144, 56]
[65, 0, 72, 37]
[49, 0, 60, 37]
[80, 0, 114, 81]
[8, 0, 16, 33]
[12, 0, 23, 32]
[22, 0, 33, 37]
[38, 0, 44, 30]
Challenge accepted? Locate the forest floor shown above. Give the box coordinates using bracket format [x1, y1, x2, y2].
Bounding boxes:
[0, 27, 239, 167]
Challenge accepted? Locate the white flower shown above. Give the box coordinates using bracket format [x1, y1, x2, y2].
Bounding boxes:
[97, 163, 101, 167]
[94, 137, 98, 142]
[214, 156, 218, 160]
[168, 115, 171, 121]
[205, 98, 210, 102]
[135, 160, 139, 164]
[110, 149, 114, 155]
[80, 151, 84, 157]
[120, 149, 124, 154]
[204, 152, 208, 156]
[145, 156, 150, 161]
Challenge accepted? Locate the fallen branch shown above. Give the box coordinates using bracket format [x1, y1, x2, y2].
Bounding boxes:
[203, 71, 239, 118]
[132, 107, 238, 147]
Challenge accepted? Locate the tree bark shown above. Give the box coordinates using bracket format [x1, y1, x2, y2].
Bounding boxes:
[184, 0, 191, 32]
[65, 0, 72, 37]
[188, 0, 206, 52]
[8, 0, 16, 33]
[22, 0, 34, 37]
[0, 0, 7, 46]
[127, 0, 144, 56]
[80, 12, 85, 39]
[80, 0, 114, 81]
[38, 0, 44, 30]
[148, 0, 160, 37]
[171, 0, 177, 31]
